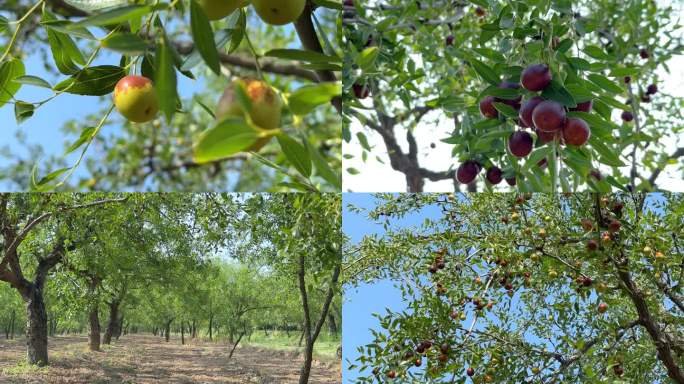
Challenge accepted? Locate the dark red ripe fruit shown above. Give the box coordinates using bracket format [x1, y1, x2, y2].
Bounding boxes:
[647, 84, 658, 95]
[582, 276, 593, 287]
[446, 35, 455, 46]
[438, 354, 448, 363]
[506, 177, 517, 186]
[612, 201, 624, 212]
[598, 302, 608, 313]
[479, 96, 498, 119]
[609, 219, 621, 232]
[475, 7, 485, 17]
[537, 158, 547, 169]
[571, 100, 593, 112]
[587, 239, 598, 251]
[641, 94, 651, 103]
[353, 83, 369, 99]
[519, 96, 544, 128]
[562, 117, 590, 146]
[415, 359, 422, 367]
[344, 0, 353, 5]
[613, 365, 624, 376]
[639, 48, 650, 59]
[589, 169, 603, 181]
[486, 167, 503, 185]
[387, 370, 396, 378]
[532, 100, 566, 132]
[536, 128, 556, 144]
[508, 131, 534, 158]
[467, 367, 475, 377]
[457, 161, 480, 184]
[428, 265, 437, 274]
[621, 111, 634, 122]
[440, 343, 450, 354]
[521, 64, 552, 91]
[624, 76, 631, 84]
[498, 82, 522, 109]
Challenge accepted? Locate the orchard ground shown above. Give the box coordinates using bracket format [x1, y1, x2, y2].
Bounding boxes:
[0, 333, 341, 384]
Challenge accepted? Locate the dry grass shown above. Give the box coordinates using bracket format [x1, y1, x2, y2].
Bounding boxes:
[0, 334, 341, 384]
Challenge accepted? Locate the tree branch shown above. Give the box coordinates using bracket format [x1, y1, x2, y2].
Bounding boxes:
[648, 147, 684, 189]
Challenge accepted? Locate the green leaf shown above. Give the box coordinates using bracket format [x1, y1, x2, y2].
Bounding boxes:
[155, 33, 178, 123]
[0, 16, 8, 34]
[265, 49, 342, 64]
[356, 47, 379, 71]
[53, 65, 125, 96]
[65, 127, 97, 154]
[583, 45, 612, 60]
[609, 67, 640, 77]
[193, 117, 259, 163]
[228, 10, 246, 53]
[101, 33, 149, 55]
[480, 85, 520, 100]
[469, 58, 500, 86]
[566, 111, 615, 138]
[307, 141, 341, 189]
[34, 167, 70, 188]
[190, 0, 221, 75]
[43, 10, 84, 75]
[14, 101, 34, 124]
[277, 135, 312, 178]
[492, 102, 518, 118]
[541, 80, 576, 108]
[68, 5, 156, 29]
[0, 59, 26, 108]
[288, 83, 341, 115]
[357, 132, 371, 151]
[587, 74, 623, 94]
[589, 137, 625, 166]
[13, 75, 52, 89]
[312, 0, 342, 9]
[564, 83, 592, 103]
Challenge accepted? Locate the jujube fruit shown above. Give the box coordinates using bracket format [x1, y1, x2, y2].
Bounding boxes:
[562, 117, 590, 146]
[197, 0, 249, 21]
[216, 79, 283, 151]
[646, 84, 658, 95]
[486, 166, 503, 185]
[508, 131, 533, 158]
[498, 81, 522, 109]
[252, 0, 306, 25]
[521, 64, 552, 91]
[353, 83, 369, 99]
[113, 75, 159, 123]
[598, 302, 608, 313]
[519, 96, 544, 128]
[457, 161, 480, 184]
[532, 100, 566, 132]
[479, 96, 498, 119]
[570, 100, 592, 112]
[621, 111, 634, 122]
[535, 128, 556, 144]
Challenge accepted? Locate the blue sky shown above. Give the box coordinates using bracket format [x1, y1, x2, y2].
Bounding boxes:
[342, 193, 668, 383]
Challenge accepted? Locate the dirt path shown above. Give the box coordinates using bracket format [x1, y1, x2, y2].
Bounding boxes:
[0, 334, 340, 384]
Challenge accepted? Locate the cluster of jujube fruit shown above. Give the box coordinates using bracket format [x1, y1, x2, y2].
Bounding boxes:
[458, 63, 595, 186]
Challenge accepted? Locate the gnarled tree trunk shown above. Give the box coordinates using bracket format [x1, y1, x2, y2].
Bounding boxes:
[103, 300, 120, 345]
[88, 305, 101, 352]
[23, 285, 49, 366]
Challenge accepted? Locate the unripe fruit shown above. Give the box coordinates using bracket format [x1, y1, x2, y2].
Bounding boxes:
[511, 212, 520, 221]
[598, 302, 608, 313]
[457, 161, 480, 184]
[508, 131, 533, 157]
[532, 367, 540, 374]
[521, 64, 552, 91]
[353, 83, 369, 99]
[621, 111, 634, 122]
[655, 250, 665, 259]
[479, 96, 498, 119]
[216, 79, 283, 151]
[548, 270, 558, 279]
[197, 0, 249, 21]
[562, 117, 590, 146]
[486, 166, 503, 185]
[252, 0, 306, 25]
[538, 228, 547, 238]
[570, 100, 592, 112]
[643, 246, 652, 253]
[519, 96, 544, 128]
[113, 75, 159, 123]
[532, 100, 566, 132]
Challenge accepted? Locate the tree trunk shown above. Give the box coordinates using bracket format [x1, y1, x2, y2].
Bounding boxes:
[181, 322, 185, 345]
[88, 305, 101, 352]
[191, 320, 197, 339]
[115, 314, 124, 340]
[208, 314, 213, 341]
[24, 285, 49, 366]
[228, 332, 245, 359]
[328, 313, 338, 336]
[103, 301, 119, 345]
[152, 326, 158, 336]
[165, 319, 172, 342]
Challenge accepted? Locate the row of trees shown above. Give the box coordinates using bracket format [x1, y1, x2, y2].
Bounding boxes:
[0, 193, 341, 384]
[344, 193, 684, 383]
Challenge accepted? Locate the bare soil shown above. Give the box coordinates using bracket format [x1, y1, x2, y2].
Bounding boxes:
[0, 334, 341, 384]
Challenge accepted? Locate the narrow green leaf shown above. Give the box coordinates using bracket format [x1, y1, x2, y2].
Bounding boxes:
[0, 59, 26, 108]
[589, 137, 625, 166]
[193, 117, 259, 163]
[356, 47, 378, 71]
[277, 134, 312, 178]
[101, 33, 149, 55]
[541, 80, 576, 107]
[190, 0, 221, 75]
[13, 75, 52, 89]
[53, 65, 125, 96]
[288, 83, 341, 115]
[155, 34, 178, 123]
[307, 141, 341, 189]
[68, 5, 154, 29]
[469, 58, 500, 86]
[587, 74, 623, 94]
[65, 127, 97, 154]
[14, 101, 34, 124]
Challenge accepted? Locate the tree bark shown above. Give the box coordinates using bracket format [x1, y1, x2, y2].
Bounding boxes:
[228, 332, 245, 359]
[165, 319, 172, 343]
[103, 300, 120, 345]
[181, 322, 185, 345]
[208, 314, 213, 341]
[23, 285, 49, 366]
[328, 312, 338, 336]
[88, 305, 101, 352]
